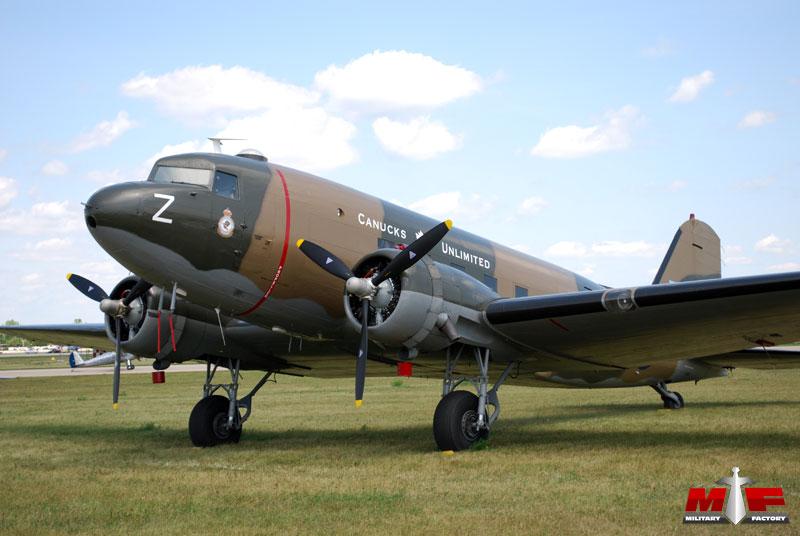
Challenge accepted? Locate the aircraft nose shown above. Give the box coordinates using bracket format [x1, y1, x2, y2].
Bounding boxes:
[85, 183, 142, 231]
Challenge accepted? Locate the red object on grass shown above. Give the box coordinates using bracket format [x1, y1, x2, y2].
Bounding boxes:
[152, 371, 165, 384]
[397, 361, 413, 377]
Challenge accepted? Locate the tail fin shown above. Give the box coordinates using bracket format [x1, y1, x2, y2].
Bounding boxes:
[68, 350, 85, 368]
[653, 214, 720, 284]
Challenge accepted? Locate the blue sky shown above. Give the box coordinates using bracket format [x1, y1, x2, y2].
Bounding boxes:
[1, 1, 798, 323]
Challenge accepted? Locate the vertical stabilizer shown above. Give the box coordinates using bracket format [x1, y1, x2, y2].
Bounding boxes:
[68, 350, 85, 368]
[653, 215, 720, 284]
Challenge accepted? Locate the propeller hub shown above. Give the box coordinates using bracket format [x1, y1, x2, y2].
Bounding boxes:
[345, 277, 376, 299]
[99, 298, 129, 317]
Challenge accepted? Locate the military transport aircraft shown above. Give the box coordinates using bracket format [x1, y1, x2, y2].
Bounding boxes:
[4, 149, 800, 451]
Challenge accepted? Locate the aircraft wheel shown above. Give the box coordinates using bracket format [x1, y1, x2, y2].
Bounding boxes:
[662, 392, 684, 410]
[433, 390, 487, 451]
[189, 395, 240, 446]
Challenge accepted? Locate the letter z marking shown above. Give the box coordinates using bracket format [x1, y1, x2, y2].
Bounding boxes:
[152, 193, 175, 224]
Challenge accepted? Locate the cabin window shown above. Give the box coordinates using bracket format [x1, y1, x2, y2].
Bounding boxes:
[483, 274, 498, 292]
[515, 285, 528, 297]
[152, 166, 212, 187]
[213, 171, 239, 199]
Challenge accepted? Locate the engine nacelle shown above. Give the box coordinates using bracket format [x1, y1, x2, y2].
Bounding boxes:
[103, 277, 243, 363]
[344, 250, 501, 354]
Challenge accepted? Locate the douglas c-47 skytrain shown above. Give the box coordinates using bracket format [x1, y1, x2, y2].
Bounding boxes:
[5, 148, 800, 450]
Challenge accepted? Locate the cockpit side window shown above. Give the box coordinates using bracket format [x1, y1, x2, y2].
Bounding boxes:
[151, 166, 212, 187]
[213, 171, 239, 199]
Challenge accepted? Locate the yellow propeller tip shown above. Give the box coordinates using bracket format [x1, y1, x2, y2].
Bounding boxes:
[112, 403, 119, 411]
[296, 238, 305, 248]
[354, 399, 363, 408]
[442, 450, 455, 456]
[444, 219, 453, 230]
[66, 273, 73, 280]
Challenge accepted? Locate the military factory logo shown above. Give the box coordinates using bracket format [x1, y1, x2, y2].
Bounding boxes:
[683, 467, 789, 525]
[217, 208, 235, 238]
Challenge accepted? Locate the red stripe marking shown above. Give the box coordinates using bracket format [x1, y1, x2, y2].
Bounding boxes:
[548, 318, 570, 332]
[156, 310, 162, 353]
[237, 169, 291, 316]
[168, 314, 177, 351]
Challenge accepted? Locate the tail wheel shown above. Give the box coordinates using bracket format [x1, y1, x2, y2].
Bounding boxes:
[433, 390, 487, 451]
[189, 395, 241, 447]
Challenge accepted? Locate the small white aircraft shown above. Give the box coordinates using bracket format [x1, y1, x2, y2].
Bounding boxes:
[69, 350, 137, 370]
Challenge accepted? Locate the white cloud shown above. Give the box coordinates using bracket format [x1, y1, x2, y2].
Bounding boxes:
[755, 234, 791, 254]
[578, 264, 596, 277]
[545, 241, 588, 258]
[372, 116, 461, 159]
[738, 110, 776, 128]
[722, 245, 752, 265]
[70, 111, 135, 152]
[517, 196, 547, 215]
[122, 65, 316, 123]
[408, 191, 495, 223]
[531, 106, 640, 158]
[215, 107, 358, 172]
[315, 50, 482, 112]
[545, 240, 661, 258]
[0, 200, 83, 235]
[14, 237, 75, 261]
[668, 70, 714, 103]
[0, 177, 17, 208]
[768, 262, 800, 272]
[42, 160, 68, 176]
[145, 107, 358, 174]
[19, 273, 44, 292]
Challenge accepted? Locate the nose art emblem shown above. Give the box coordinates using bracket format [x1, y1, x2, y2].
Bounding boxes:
[217, 208, 235, 238]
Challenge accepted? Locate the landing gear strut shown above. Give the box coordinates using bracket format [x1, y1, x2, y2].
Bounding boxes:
[189, 359, 273, 447]
[652, 381, 684, 409]
[433, 345, 515, 451]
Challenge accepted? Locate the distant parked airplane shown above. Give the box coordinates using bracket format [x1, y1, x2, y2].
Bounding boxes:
[69, 350, 137, 370]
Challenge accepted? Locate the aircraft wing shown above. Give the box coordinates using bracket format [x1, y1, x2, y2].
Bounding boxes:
[698, 346, 800, 369]
[0, 323, 113, 351]
[484, 271, 800, 368]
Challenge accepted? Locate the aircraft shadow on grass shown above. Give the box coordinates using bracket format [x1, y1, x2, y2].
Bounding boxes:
[6, 399, 799, 453]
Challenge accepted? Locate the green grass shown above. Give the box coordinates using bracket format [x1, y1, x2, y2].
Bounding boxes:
[0, 353, 74, 370]
[1, 369, 798, 535]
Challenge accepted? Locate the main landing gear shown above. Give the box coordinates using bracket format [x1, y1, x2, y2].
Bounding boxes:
[189, 359, 273, 447]
[652, 381, 684, 409]
[433, 345, 516, 451]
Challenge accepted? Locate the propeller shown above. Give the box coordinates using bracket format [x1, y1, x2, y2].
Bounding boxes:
[66, 273, 151, 410]
[297, 219, 453, 407]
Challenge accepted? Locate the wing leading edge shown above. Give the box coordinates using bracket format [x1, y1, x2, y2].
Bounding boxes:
[0, 324, 112, 351]
[484, 271, 800, 368]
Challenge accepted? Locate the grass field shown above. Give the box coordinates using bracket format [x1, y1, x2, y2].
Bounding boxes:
[1, 369, 798, 535]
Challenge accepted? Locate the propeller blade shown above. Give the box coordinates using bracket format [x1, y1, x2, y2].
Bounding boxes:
[355, 298, 369, 407]
[372, 220, 453, 286]
[122, 278, 152, 306]
[112, 316, 121, 410]
[296, 239, 354, 281]
[66, 273, 108, 302]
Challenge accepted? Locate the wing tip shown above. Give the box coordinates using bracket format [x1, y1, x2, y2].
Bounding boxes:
[296, 238, 305, 248]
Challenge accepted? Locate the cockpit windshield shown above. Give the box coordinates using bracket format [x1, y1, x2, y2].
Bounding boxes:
[151, 166, 212, 187]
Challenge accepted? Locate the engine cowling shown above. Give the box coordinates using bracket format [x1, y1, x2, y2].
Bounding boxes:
[344, 249, 500, 354]
[103, 277, 241, 363]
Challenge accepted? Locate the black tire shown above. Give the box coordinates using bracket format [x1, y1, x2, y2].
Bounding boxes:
[433, 391, 486, 451]
[662, 392, 684, 410]
[189, 395, 240, 447]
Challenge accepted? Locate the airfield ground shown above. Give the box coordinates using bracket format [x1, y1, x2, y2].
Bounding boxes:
[1, 365, 798, 535]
